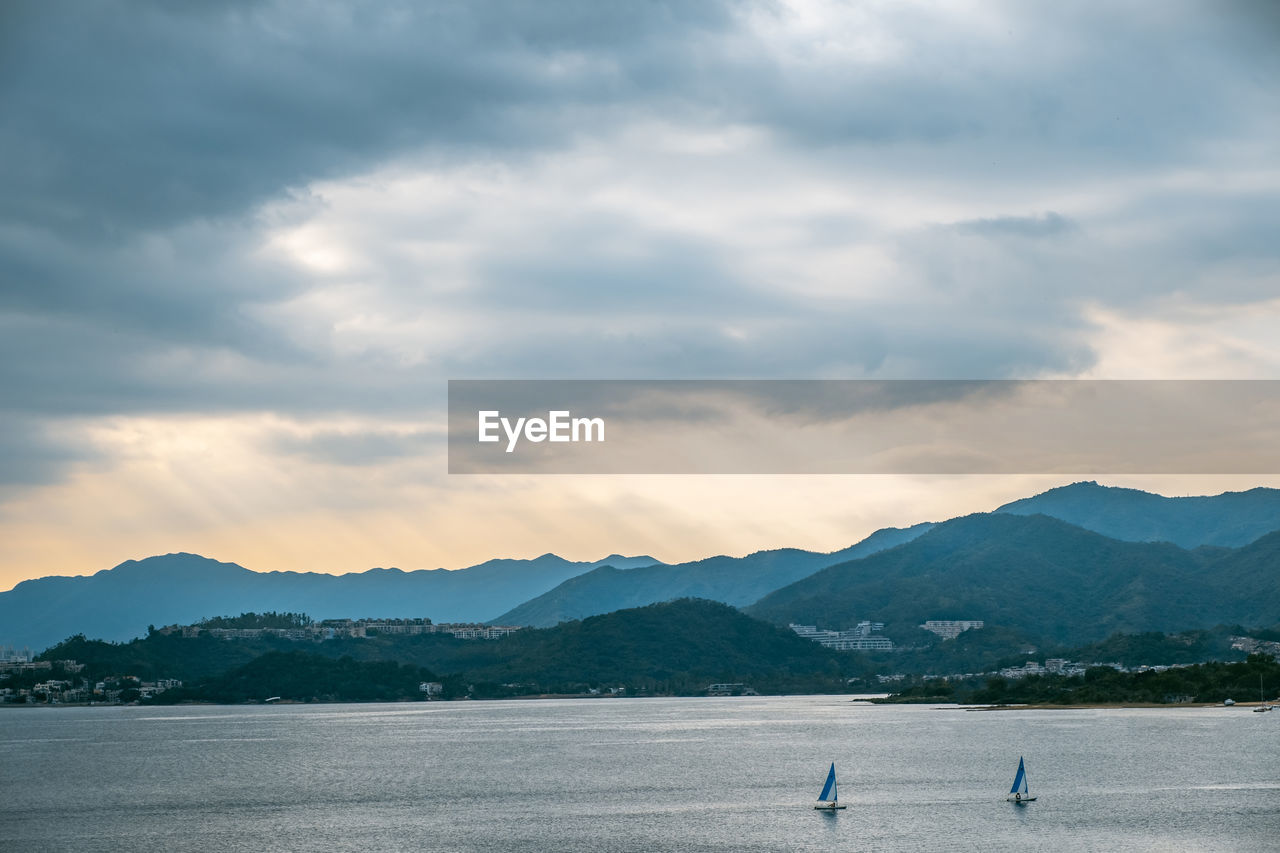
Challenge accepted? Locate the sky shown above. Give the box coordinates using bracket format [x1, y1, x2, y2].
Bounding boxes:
[2, 0, 1279, 589]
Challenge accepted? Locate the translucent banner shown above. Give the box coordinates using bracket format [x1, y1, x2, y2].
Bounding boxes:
[447, 380, 1280, 474]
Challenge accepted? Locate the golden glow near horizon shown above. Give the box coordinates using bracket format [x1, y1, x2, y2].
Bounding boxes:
[5, 450, 1280, 590]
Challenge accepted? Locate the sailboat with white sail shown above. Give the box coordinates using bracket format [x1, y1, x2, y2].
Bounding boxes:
[1005, 756, 1036, 803]
[813, 762, 847, 810]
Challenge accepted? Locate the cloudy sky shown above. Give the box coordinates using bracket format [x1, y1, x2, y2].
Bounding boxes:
[2, 0, 1279, 588]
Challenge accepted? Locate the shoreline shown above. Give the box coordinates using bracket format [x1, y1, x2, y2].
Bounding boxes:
[970, 701, 1273, 711]
[7, 698, 1272, 710]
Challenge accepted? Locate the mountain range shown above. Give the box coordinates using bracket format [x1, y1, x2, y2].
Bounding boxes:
[494, 523, 934, 628]
[0, 552, 659, 651]
[747, 511, 1280, 644]
[490, 482, 1280, 629]
[3, 482, 1279, 652]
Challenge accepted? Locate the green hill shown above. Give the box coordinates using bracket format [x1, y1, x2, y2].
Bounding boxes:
[462, 598, 849, 691]
[334, 598, 853, 694]
[494, 524, 933, 627]
[156, 652, 445, 703]
[1199, 530, 1280, 625]
[747, 513, 1249, 645]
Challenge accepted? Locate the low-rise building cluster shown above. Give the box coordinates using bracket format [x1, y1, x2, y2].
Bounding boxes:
[999, 661, 1048, 678]
[996, 659, 1191, 679]
[706, 682, 759, 696]
[157, 617, 523, 642]
[0, 662, 183, 705]
[1230, 635, 1280, 657]
[876, 659, 1134, 684]
[0, 645, 35, 664]
[0, 659, 51, 674]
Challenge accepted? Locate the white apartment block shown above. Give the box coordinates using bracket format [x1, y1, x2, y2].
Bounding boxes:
[789, 622, 894, 651]
[920, 620, 984, 640]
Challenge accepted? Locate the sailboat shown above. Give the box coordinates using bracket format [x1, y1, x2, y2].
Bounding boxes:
[1005, 756, 1037, 803]
[1253, 675, 1272, 712]
[813, 762, 847, 810]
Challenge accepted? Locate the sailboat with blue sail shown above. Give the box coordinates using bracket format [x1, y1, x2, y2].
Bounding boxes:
[1005, 756, 1036, 803]
[813, 762, 847, 810]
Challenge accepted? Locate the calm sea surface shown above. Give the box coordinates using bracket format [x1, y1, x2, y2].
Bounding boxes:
[2, 696, 1277, 852]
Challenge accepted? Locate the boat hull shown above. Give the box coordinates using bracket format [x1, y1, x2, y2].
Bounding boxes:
[814, 802, 847, 810]
[1006, 795, 1037, 803]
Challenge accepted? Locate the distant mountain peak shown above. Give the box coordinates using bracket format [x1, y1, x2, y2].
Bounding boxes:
[1006, 480, 1280, 502]
[996, 482, 1280, 548]
[597, 552, 658, 564]
[97, 553, 251, 578]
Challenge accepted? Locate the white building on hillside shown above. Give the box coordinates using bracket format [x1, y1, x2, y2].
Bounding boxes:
[920, 620, 984, 640]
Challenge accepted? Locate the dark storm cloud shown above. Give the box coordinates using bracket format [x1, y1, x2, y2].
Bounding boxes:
[0, 0, 753, 425]
[0, 219, 301, 350]
[0, 305, 445, 419]
[8, 0, 1269, 241]
[0, 0, 737, 236]
[716, 3, 1278, 175]
[0, 416, 90, 488]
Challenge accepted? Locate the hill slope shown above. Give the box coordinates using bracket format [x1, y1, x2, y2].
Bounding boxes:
[1197, 529, 1280, 626]
[747, 513, 1244, 645]
[447, 598, 849, 690]
[996, 482, 1280, 548]
[0, 552, 660, 651]
[52, 599, 852, 698]
[493, 523, 934, 627]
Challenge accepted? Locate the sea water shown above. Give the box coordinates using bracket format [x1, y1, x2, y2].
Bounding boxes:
[2, 696, 1277, 852]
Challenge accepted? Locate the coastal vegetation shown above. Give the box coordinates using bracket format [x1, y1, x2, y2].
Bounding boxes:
[882, 654, 1280, 706]
[192, 611, 313, 629]
[37, 600, 857, 701]
[150, 652, 452, 703]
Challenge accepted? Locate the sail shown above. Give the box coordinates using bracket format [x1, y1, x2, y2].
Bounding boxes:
[1009, 757, 1028, 795]
[818, 762, 837, 802]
